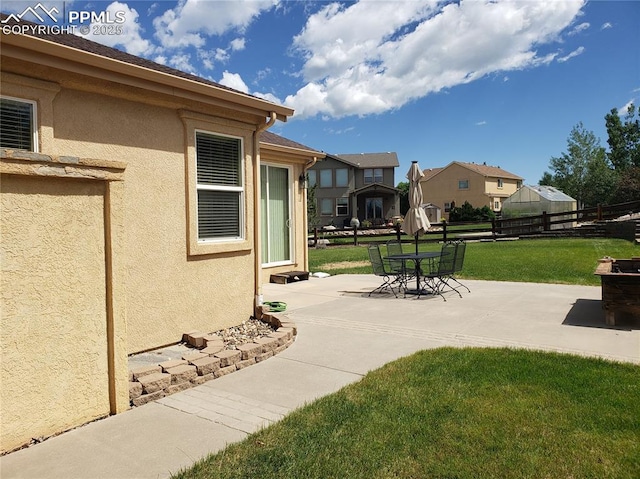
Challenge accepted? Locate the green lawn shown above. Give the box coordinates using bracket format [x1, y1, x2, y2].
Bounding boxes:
[172, 348, 640, 479]
[309, 238, 638, 285]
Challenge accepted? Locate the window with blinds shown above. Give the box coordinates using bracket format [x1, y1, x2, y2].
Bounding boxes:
[195, 131, 243, 241]
[0, 97, 36, 151]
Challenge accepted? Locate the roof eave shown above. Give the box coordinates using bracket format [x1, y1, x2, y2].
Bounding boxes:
[260, 141, 325, 159]
[1, 33, 294, 121]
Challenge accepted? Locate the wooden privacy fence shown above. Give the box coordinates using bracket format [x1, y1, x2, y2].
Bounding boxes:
[309, 199, 640, 247]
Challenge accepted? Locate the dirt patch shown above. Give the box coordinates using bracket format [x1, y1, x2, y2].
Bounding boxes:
[319, 261, 370, 270]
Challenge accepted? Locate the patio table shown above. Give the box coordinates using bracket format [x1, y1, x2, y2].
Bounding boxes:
[386, 251, 445, 296]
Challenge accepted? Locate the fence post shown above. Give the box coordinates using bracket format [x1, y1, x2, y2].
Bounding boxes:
[442, 221, 447, 242]
[353, 225, 358, 246]
[491, 218, 496, 240]
[314, 227, 318, 247]
[542, 211, 549, 231]
[597, 203, 603, 221]
[395, 223, 401, 242]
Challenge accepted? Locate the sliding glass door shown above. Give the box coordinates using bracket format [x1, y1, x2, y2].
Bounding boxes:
[261, 164, 292, 265]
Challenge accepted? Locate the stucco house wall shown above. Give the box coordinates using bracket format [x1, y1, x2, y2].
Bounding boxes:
[0, 29, 294, 453]
[1, 175, 113, 453]
[421, 162, 523, 219]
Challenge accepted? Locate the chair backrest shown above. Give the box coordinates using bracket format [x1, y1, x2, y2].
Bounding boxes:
[386, 239, 403, 257]
[368, 244, 387, 276]
[452, 240, 466, 274]
[386, 240, 404, 274]
[437, 241, 457, 275]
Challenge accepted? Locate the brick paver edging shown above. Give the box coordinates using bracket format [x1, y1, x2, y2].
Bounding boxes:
[128, 318, 296, 407]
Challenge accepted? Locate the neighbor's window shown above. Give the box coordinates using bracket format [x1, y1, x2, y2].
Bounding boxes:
[458, 179, 469, 190]
[444, 202, 451, 212]
[336, 197, 348, 216]
[195, 131, 243, 241]
[0, 97, 38, 151]
[336, 168, 348, 187]
[320, 169, 332, 188]
[494, 201, 500, 210]
[364, 168, 383, 184]
[497, 178, 504, 188]
[320, 198, 333, 215]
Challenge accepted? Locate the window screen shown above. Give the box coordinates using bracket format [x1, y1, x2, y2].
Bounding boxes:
[0, 98, 35, 151]
[196, 132, 243, 240]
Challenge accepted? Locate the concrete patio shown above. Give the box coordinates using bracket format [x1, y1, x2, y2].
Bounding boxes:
[2, 275, 638, 479]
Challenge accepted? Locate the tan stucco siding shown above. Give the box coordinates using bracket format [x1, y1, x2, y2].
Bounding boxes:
[422, 165, 488, 215]
[1, 175, 110, 452]
[47, 88, 255, 353]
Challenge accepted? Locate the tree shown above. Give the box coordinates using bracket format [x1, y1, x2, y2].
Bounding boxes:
[605, 103, 640, 170]
[539, 171, 554, 186]
[582, 154, 618, 207]
[306, 183, 319, 230]
[610, 166, 640, 203]
[449, 201, 495, 222]
[541, 122, 607, 208]
[397, 181, 410, 215]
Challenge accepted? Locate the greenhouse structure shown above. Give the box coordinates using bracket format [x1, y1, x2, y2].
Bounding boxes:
[502, 185, 577, 230]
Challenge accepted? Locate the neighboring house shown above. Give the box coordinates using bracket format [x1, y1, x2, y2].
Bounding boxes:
[0, 21, 322, 453]
[421, 161, 523, 219]
[308, 152, 400, 227]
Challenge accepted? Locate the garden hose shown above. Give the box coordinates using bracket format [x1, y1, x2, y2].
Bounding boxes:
[264, 301, 287, 312]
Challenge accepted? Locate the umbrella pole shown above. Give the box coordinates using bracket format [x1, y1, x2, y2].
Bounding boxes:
[415, 233, 419, 255]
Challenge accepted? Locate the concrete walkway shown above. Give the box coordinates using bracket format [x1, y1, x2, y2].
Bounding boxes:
[2, 276, 638, 479]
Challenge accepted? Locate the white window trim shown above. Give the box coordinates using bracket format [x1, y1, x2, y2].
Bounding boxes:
[1, 95, 39, 152]
[336, 197, 348, 216]
[261, 162, 294, 268]
[195, 129, 245, 244]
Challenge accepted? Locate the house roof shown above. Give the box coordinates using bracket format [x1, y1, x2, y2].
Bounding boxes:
[335, 152, 399, 169]
[0, 13, 293, 121]
[523, 185, 576, 202]
[352, 182, 399, 195]
[260, 131, 324, 156]
[421, 161, 523, 181]
[422, 167, 444, 181]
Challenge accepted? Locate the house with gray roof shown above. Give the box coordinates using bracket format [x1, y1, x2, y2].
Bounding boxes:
[308, 152, 400, 227]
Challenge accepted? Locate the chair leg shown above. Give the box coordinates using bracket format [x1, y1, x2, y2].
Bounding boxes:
[450, 276, 470, 293]
[369, 275, 398, 298]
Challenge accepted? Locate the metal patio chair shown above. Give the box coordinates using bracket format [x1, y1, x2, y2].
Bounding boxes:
[421, 241, 458, 301]
[368, 243, 406, 297]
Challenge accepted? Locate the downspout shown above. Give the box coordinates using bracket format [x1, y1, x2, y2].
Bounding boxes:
[302, 156, 318, 272]
[254, 112, 277, 314]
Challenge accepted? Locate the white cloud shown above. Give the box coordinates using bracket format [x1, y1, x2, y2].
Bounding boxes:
[153, 0, 278, 49]
[475, 121, 487, 126]
[230, 38, 246, 51]
[81, 2, 155, 56]
[619, 99, 635, 116]
[568, 22, 589, 35]
[601, 22, 613, 30]
[286, 0, 586, 119]
[169, 53, 195, 73]
[252, 91, 282, 104]
[557, 46, 585, 63]
[218, 71, 249, 93]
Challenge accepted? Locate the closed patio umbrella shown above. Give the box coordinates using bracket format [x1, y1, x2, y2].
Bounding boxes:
[404, 161, 430, 254]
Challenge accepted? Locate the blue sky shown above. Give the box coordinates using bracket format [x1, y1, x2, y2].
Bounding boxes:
[4, 0, 639, 185]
